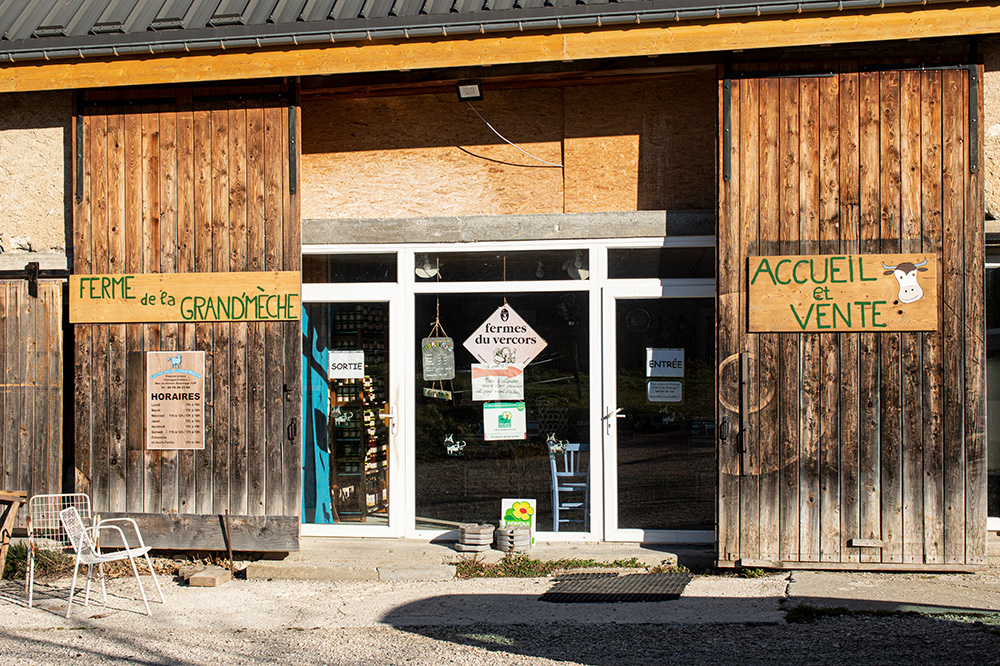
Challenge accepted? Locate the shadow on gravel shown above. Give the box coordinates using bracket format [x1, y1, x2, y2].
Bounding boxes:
[381, 591, 1000, 666]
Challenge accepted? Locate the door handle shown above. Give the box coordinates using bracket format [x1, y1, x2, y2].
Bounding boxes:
[378, 404, 398, 435]
[603, 407, 625, 435]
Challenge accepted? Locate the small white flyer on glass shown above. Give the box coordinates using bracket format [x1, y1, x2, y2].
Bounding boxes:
[471, 364, 524, 401]
[647, 381, 683, 403]
[328, 350, 365, 379]
[647, 348, 684, 377]
[483, 401, 527, 441]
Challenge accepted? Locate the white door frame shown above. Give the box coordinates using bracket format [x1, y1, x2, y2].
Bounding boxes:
[301, 237, 715, 541]
[601, 279, 716, 544]
[300, 280, 406, 537]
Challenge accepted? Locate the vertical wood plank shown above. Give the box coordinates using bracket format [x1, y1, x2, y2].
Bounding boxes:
[283, 94, 303, 517]
[964, 66, 986, 565]
[159, 100, 180, 515]
[0, 285, 7, 493]
[90, 95, 110, 513]
[818, 68, 842, 562]
[857, 69, 881, 563]
[46, 284, 63, 497]
[141, 100, 162, 515]
[839, 65, 862, 565]
[24, 283, 38, 499]
[757, 73, 781, 562]
[798, 75, 821, 563]
[5, 287, 20, 495]
[246, 99, 267, 516]
[74, 104, 93, 498]
[921, 69, 945, 564]
[717, 74, 741, 563]
[229, 92, 249, 516]
[941, 69, 966, 564]
[124, 90, 145, 514]
[263, 99, 285, 516]
[106, 99, 127, 512]
[899, 69, 925, 564]
[193, 91, 215, 516]
[739, 69, 761, 561]
[211, 95, 232, 515]
[879, 70, 903, 564]
[176, 89, 198, 514]
[778, 74, 801, 563]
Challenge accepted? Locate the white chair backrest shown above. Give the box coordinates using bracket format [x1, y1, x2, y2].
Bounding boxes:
[59, 506, 97, 560]
[29, 493, 92, 550]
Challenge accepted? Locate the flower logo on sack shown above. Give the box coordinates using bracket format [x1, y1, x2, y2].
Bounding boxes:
[504, 501, 533, 523]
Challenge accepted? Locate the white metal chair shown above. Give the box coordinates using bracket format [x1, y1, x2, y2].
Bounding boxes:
[59, 506, 165, 618]
[549, 443, 589, 532]
[26, 493, 94, 608]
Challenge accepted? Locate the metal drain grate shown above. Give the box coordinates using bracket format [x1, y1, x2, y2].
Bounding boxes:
[540, 572, 693, 603]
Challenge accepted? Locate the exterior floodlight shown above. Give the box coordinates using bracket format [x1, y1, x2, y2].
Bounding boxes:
[456, 81, 483, 102]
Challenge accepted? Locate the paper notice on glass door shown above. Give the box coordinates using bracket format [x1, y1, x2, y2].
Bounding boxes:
[483, 401, 527, 441]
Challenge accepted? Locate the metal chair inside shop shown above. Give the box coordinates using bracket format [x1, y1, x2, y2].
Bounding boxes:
[26, 493, 95, 608]
[59, 506, 165, 618]
[549, 443, 589, 532]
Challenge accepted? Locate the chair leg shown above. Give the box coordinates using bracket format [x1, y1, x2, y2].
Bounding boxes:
[26, 547, 34, 608]
[66, 559, 81, 619]
[98, 563, 107, 603]
[144, 553, 165, 603]
[126, 554, 152, 616]
[84, 564, 93, 608]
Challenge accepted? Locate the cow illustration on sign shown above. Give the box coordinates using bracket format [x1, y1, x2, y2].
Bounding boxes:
[882, 258, 929, 304]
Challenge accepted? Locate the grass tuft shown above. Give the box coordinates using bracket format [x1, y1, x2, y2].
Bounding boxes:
[2, 542, 75, 581]
[453, 553, 646, 578]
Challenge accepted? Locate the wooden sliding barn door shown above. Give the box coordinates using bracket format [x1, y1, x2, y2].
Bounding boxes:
[74, 85, 301, 548]
[718, 64, 985, 569]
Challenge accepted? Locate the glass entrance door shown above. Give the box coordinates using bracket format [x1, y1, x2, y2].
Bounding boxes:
[603, 284, 716, 542]
[302, 294, 401, 536]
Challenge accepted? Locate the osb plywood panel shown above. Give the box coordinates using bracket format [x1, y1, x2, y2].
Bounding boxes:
[302, 89, 565, 219]
[564, 73, 716, 214]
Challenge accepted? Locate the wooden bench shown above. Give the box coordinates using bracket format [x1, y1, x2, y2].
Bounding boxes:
[0, 491, 27, 576]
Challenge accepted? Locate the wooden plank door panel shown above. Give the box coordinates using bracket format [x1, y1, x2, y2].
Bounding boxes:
[718, 63, 984, 569]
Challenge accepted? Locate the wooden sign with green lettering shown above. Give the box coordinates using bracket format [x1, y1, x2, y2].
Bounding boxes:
[748, 254, 938, 332]
[69, 271, 300, 324]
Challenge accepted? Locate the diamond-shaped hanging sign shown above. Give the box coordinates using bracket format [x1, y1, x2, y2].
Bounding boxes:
[463, 304, 547, 366]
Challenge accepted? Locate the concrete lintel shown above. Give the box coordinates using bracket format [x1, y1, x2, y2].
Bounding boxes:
[0, 252, 68, 271]
[302, 210, 715, 245]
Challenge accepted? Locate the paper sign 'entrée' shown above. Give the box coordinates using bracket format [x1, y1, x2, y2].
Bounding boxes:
[748, 254, 938, 333]
[69, 271, 300, 324]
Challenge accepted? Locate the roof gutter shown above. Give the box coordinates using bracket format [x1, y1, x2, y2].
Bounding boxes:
[0, 0, 962, 64]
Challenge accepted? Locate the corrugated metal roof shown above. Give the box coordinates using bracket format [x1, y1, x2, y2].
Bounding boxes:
[0, 0, 957, 63]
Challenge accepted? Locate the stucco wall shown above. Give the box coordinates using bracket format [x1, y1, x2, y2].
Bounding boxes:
[985, 37, 1000, 221]
[0, 91, 71, 265]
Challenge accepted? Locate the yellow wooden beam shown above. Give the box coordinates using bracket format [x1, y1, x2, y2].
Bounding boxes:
[1, 4, 996, 93]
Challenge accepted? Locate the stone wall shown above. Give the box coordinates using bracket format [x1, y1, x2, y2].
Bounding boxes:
[985, 37, 1000, 221]
[0, 91, 71, 268]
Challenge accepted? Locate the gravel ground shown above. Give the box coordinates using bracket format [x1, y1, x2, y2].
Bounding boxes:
[3, 616, 1000, 665]
[3, 571, 1000, 665]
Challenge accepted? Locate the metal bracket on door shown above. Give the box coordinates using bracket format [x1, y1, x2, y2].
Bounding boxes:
[379, 404, 398, 435]
[603, 407, 625, 435]
[738, 351, 751, 475]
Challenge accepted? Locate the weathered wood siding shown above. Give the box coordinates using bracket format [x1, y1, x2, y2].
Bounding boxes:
[74, 85, 301, 549]
[718, 64, 985, 569]
[0, 280, 63, 529]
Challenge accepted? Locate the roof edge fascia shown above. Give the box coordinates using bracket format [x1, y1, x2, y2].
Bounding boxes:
[0, 3, 994, 93]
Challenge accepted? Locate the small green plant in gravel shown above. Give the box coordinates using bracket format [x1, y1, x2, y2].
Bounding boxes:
[454, 553, 644, 578]
[736, 567, 768, 578]
[647, 563, 691, 574]
[2, 542, 74, 581]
